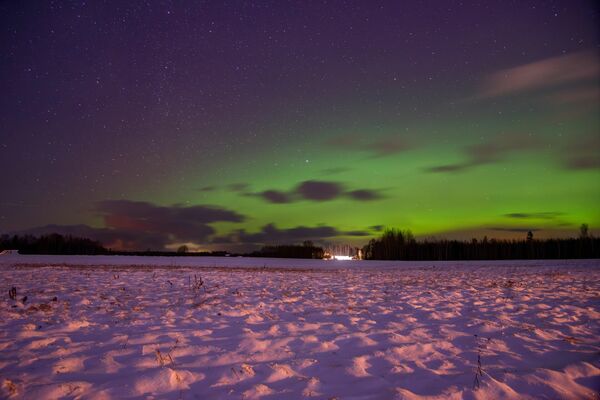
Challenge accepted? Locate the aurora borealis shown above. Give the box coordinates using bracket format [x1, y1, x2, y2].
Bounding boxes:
[1, 1, 599, 252]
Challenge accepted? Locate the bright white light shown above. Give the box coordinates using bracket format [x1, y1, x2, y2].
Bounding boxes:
[333, 255, 353, 260]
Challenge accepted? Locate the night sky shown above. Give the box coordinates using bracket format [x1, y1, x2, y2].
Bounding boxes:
[1, 1, 599, 252]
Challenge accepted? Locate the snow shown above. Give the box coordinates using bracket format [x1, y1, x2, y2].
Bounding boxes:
[0, 253, 598, 270]
[0, 256, 599, 399]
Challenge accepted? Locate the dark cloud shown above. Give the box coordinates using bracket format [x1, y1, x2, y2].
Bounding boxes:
[97, 200, 243, 223]
[197, 183, 253, 193]
[231, 223, 340, 244]
[504, 212, 564, 220]
[259, 190, 292, 204]
[426, 164, 470, 173]
[14, 201, 246, 251]
[254, 180, 383, 204]
[93, 200, 244, 246]
[344, 230, 371, 237]
[208, 223, 377, 247]
[346, 189, 383, 201]
[296, 180, 343, 201]
[426, 133, 540, 173]
[17, 209, 364, 251]
[203, 223, 376, 251]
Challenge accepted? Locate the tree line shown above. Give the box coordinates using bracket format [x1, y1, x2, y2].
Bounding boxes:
[248, 241, 324, 259]
[0, 234, 325, 258]
[2, 227, 598, 260]
[362, 226, 599, 260]
[0, 233, 108, 255]
[0, 234, 230, 257]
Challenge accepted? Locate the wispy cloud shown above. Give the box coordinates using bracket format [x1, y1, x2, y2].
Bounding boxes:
[428, 131, 600, 173]
[347, 189, 383, 201]
[196, 183, 252, 193]
[426, 132, 539, 173]
[479, 51, 599, 99]
[504, 212, 564, 220]
[545, 86, 600, 106]
[562, 135, 600, 171]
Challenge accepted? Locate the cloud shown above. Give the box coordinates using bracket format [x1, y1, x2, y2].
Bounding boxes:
[97, 199, 242, 222]
[479, 51, 599, 99]
[325, 134, 412, 157]
[211, 223, 375, 246]
[93, 200, 244, 246]
[196, 183, 252, 193]
[426, 132, 540, 173]
[253, 180, 384, 203]
[14, 200, 247, 251]
[232, 223, 341, 244]
[344, 230, 371, 236]
[426, 164, 470, 173]
[296, 180, 343, 201]
[12, 201, 373, 251]
[504, 212, 564, 220]
[258, 190, 292, 204]
[346, 189, 383, 201]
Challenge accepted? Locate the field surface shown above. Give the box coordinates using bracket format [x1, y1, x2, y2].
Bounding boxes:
[0, 256, 599, 399]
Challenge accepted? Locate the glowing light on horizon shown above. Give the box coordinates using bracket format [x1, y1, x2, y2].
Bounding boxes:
[332, 255, 354, 260]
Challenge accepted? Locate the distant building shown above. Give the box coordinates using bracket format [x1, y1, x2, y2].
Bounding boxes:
[0, 249, 19, 255]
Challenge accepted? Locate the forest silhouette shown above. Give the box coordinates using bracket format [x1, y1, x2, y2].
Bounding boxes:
[1, 226, 598, 260]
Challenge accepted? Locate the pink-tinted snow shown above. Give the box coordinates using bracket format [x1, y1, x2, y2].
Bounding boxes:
[0, 256, 599, 399]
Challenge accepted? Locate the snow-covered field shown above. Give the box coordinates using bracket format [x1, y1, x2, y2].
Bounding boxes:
[0, 256, 599, 399]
